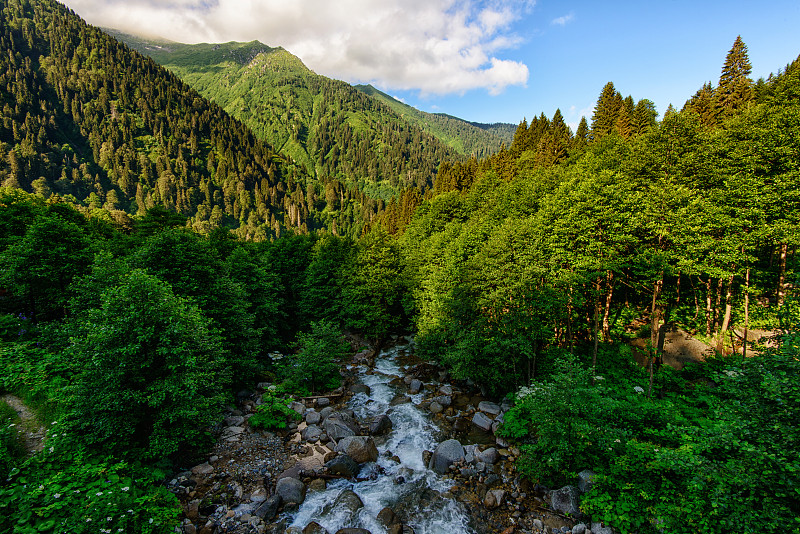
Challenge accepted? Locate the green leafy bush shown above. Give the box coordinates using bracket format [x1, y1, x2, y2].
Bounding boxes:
[279, 320, 348, 395]
[0, 446, 179, 534]
[248, 391, 302, 431]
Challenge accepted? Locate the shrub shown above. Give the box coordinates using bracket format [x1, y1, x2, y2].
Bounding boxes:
[248, 391, 302, 431]
[280, 320, 348, 395]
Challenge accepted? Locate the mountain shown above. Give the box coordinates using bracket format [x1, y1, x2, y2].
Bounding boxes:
[112, 32, 463, 205]
[354, 84, 515, 158]
[0, 0, 321, 239]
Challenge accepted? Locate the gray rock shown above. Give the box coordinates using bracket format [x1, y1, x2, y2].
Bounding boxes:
[325, 454, 361, 478]
[377, 506, 400, 529]
[335, 436, 379, 464]
[532, 519, 544, 530]
[549, 485, 581, 517]
[276, 477, 306, 505]
[191, 463, 214, 476]
[429, 439, 465, 474]
[316, 397, 331, 408]
[322, 490, 363, 524]
[409, 379, 423, 394]
[432, 395, 452, 407]
[303, 522, 329, 534]
[334, 530, 371, 534]
[483, 489, 505, 510]
[254, 494, 281, 520]
[323, 413, 360, 441]
[301, 424, 322, 443]
[573, 524, 587, 534]
[369, 414, 393, 436]
[306, 411, 322, 425]
[350, 384, 371, 395]
[471, 412, 493, 432]
[390, 395, 411, 406]
[477, 401, 501, 416]
[477, 447, 499, 464]
[319, 406, 334, 420]
[438, 385, 453, 396]
[578, 469, 596, 494]
[591, 523, 613, 534]
[429, 401, 443, 414]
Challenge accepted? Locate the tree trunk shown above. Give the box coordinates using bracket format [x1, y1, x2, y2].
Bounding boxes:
[714, 278, 724, 332]
[648, 275, 664, 398]
[743, 267, 750, 358]
[778, 242, 788, 307]
[593, 279, 600, 382]
[705, 277, 714, 337]
[717, 274, 735, 353]
[602, 270, 614, 341]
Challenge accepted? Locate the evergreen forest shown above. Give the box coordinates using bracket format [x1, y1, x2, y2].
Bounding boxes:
[0, 1, 798, 532]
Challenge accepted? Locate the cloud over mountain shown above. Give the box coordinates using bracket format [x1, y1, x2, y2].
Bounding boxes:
[64, 0, 530, 96]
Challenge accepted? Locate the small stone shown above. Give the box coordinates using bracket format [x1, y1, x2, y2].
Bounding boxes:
[316, 397, 331, 408]
[477, 401, 501, 416]
[429, 401, 444, 414]
[409, 379, 423, 394]
[350, 384, 371, 395]
[303, 522, 329, 534]
[306, 411, 322, 425]
[191, 463, 214, 476]
[471, 412, 493, 432]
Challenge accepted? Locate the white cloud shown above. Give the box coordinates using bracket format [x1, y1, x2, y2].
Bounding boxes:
[551, 12, 574, 26]
[63, 0, 531, 96]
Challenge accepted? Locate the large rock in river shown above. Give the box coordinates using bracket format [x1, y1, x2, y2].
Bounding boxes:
[276, 477, 306, 505]
[429, 439, 465, 474]
[323, 412, 360, 441]
[335, 436, 379, 464]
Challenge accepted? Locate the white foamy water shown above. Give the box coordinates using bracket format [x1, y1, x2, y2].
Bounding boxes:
[288, 343, 474, 534]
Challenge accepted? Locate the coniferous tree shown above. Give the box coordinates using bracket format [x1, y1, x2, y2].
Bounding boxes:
[684, 82, 719, 128]
[717, 35, 753, 117]
[572, 117, 590, 152]
[632, 99, 658, 135]
[591, 82, 621, 139]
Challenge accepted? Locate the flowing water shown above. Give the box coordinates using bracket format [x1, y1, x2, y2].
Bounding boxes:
[287, 342, 475, 533]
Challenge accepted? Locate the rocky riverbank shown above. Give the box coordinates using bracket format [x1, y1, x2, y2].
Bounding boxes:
[170, 338, 615, 534]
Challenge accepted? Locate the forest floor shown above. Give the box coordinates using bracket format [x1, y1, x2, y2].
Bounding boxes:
[1, 394, 45, 455]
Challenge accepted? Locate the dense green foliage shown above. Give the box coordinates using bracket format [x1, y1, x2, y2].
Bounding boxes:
[248, 390, 302, 431]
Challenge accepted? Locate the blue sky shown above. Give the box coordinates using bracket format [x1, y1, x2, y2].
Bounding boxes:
[65, 0, 800, 128]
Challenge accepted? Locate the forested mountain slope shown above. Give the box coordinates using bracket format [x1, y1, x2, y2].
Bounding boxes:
[114, 33, 460, 204]
[0, 0, 334, 240]
[354, 84, 515, 158]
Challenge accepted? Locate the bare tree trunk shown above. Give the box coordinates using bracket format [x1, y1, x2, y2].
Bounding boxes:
[704, 278, 714, 337]
[717, 274, 735, 353]
[715, 278, 724, 332]
[602, 271, 614, 341]
[649, 275, 664, 398]
[593, 279, 601, 382]
[778, 242, 788, 307]
[743, 267, 750, 358]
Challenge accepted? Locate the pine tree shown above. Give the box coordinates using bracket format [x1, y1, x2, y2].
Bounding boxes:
[572, 117, 589, 152]
[717, 35, 753, 117]
[615, 95, 635, 138]
[632, 99, 658, 135]
[684, 82, 719, 128]
[591, 82, 621, 139]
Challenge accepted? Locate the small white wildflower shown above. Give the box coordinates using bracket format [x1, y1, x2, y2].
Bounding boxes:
[107, 516, 112, 522]
[49, 446, 54, 453]
[127, 510, 133, 514]
[594, 376, 605, 381]
[633, 386, 644, 394]
[85, 518, 92, 522]
[614, 439, 621, 443]
[38, 485, 44, 490]
[8, 423, 15, 427]
[120, 486, 129, 492]
[148, 518, 154, 524]
[54, 493, 61, 499]
[95, 492, 103, 496]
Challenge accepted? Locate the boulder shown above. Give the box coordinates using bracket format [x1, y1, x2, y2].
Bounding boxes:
[438, 385, 453, 396]
[316, 397, 331, 408]
[432, 395, 452, 407]
[290, 401, 306, 414]
[253, 494, 281, 521]
[191, 463, 214, 476]
[549, 485, 581, 517]
[429, 439, 465, 474]
[323, 413, 360, 441]
[319, 406, 335, 420]
[573, 524, 587, 534]
[477, 401, 501, 416]
[325, 454, 361, 478]
[350, 384, 371, 395]
[471, 412, 493, 432]
[578, 469, 596, 493]
[428, 401, 443, 414]
[369, 414, 393, 436]
[335, 436, 379, 464]
[301, 424, 323, 443]
[409, 379, 423, 394]
[322, 490, 363, 524]
[390, 395, 411, 406]
[483, 489, 505, 510]
[377, 506, 400, 529]
[306, 411, 322, 425]
[276, 477, 306, 505]
[303, 523, 329, 534]
[477, 447, 499, 465]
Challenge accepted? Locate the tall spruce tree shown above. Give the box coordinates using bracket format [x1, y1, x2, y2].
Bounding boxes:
[717, 35, 753, 117]
[684, 82, 719, 128]
[591, 82, 621, 139]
